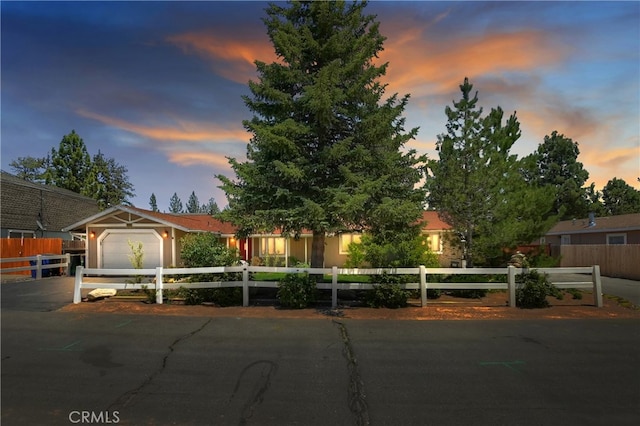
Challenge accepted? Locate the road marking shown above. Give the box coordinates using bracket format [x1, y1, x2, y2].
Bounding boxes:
[114, 320, 133, 328]
[479, 360, 525, 371]
[38, 340, 82, 352]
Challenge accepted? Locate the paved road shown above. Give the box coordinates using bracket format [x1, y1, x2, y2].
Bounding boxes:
[2, 276, 639, 425]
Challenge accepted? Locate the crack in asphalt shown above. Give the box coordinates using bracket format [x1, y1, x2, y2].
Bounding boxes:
[333, 320, 370, 426]
[108, 318, 212, 410]
[228, 360, 278, 426]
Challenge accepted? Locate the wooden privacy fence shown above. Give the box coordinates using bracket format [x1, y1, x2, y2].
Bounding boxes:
[1, 254, 70, 279]
[73, 265, 603, 308]
[561, 245, 640, 280]
[0, 238, 63, 276]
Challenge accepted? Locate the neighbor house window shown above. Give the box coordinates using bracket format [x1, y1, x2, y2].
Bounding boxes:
[561, 235, 571, 245]
[426, 233, 442, 253]
[339, 234, 362, 254]
[260, 237, 286, 255]
[607, 233, 626, 245]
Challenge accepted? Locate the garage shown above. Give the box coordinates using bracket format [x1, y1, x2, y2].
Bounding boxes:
[99, 230, 162, 269]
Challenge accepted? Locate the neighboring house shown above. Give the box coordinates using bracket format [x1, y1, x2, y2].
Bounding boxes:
[62, 206, 457, 269]
[544, 213, 640, 255]
[0, 171, 101, 240]
[542, 213, 640, 279]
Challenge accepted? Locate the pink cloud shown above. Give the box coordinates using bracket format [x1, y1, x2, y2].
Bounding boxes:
[167, 31, 276, 84]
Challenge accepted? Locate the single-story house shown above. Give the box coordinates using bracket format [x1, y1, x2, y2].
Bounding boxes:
[0, 171, 101, 240]
[543, 213, 640, 254]
[62, 206, 456, 269]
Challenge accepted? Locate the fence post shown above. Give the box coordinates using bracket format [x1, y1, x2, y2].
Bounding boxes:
[332, 266, 338, 309]
[507, 265, 516, 308]
[419, 265, 427, 307]
[155, 267, 163, 304]
[73, 266, 84, 303]
[65, 253, 71, 276]
[35, 254, 42, 280]
[592, 265, 603, 308]
[242, 266, 249, 307]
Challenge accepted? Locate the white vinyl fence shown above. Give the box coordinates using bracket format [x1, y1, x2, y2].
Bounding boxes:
[73, 265, 603, 308]
[1, 254, 70, 279]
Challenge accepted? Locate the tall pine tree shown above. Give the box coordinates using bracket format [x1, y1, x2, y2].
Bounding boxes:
[218, 1, 425, 267]
[427, 78, 555, 266]
[45, 130, 92, 193]
[168, 193, 183, 214]
[186, 191, 200, 213]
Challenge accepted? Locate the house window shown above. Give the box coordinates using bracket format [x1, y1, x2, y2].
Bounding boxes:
[426, 233, 442, 253]
[339, 234, 362, 254]
[561, 235, 571, 245]
[607, 233, 626, 245]
[260, 237, 286, 256]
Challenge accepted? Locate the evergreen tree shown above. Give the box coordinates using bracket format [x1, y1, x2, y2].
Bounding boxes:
[202, 198, 220, 216]
[427, 78, 555, 266]
[12, 130, 134, 209]
[218, 1, 425, 267]
[45, 130, 92, 193]
[149, 193, 159, 212]
[168, 193, 183, 214]
[186, 191, 200, 213]
[602, 178, 640, 215]
[9, 156, 49, 183]
[84, 150, 134, 209]
[523, 131, 590, 219]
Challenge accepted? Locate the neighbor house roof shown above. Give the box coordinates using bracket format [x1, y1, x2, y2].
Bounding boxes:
[1, 170, 101, 231]
[546, 213, 640, 236]
[421, 211, 452, 231]
[62, 205, 235, 234]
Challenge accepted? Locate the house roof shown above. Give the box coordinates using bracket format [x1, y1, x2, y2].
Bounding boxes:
[1, 170, 101, 231]
[421, 210, 452, 231]
[62, 205, 453, 235]
[62, 205, 235, 234]
[546, 213, 640, 236]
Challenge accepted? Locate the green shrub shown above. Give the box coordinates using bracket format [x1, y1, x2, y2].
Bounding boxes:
[516, 270, 562, 309]
[277, 273, 318, 309]
[367, 274, 409, 308]
[178, 287, 242, 306]
[180, 233, 239, 267]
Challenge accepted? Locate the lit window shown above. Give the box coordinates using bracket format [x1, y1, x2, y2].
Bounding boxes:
[339, 234, 362, 254]
[426, 233, 442, 253]
[260, 237, 285, 255]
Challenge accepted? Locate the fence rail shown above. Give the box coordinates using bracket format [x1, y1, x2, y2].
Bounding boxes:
[73, 265, 603, 308]
[1, 254, 70, 279]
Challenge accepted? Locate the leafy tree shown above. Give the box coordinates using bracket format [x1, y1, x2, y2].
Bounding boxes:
[201, 198, 220, 216]
[602, 178, 640, 215]
[427, 78, 555, 266]
[149, 193, 159, 212]
[523, 131, 590, 219]
[186, 191, 200, 213]
[84, 150, 134, 208]
[9, 156, 49, 183]
[168, 193, 183, 214]
[44, 130, 92, 193]
[218, 0, 425, 268]
[583, 183, 605, 217]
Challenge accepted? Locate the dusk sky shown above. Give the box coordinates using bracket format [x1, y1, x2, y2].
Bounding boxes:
[2, 1, 639, 212]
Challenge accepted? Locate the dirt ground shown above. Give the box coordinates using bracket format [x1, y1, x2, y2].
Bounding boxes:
[60, 290, 640, 321]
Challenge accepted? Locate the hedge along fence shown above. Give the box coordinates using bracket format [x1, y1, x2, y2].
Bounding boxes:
[72, 265, 603, 308]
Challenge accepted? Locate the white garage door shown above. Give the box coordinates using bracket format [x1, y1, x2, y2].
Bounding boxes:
[100, 231, 162, 269]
